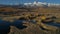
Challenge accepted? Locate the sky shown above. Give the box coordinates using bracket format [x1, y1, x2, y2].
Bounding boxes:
[0, 0, 60, 5]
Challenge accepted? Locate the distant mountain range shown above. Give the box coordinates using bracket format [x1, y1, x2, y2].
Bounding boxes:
[0, 4, 25, 8]
[0, 1, 60, 8]
[24, 1, 60, 7]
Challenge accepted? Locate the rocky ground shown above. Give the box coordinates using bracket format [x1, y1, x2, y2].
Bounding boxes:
[0, 7, 60, 34]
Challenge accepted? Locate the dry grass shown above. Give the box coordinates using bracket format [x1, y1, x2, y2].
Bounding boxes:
[0, 7, 60, 34]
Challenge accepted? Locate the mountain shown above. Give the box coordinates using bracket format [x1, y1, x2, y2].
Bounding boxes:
[24, 1, 60, 8]
[24, 1, 48, 7]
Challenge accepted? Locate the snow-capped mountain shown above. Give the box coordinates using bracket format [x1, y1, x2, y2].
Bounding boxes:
[24, 1, 60, 7]
[24, 1, 48, 7]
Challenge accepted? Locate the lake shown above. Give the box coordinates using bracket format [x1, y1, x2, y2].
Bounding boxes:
[0, 19, 60, 34]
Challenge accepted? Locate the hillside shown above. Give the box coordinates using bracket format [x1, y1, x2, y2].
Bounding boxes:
[0, 6, 60, 34]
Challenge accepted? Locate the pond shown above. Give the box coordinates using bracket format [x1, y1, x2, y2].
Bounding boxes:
[0, 20, 27, 34]
[42, 21, 60, 27]
[0, 19, 60, 34]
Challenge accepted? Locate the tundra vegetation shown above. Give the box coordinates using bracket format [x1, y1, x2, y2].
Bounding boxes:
[0, 7, 60, 34]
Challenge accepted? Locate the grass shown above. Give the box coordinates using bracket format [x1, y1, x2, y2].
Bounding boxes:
[0, 7, 60, 34]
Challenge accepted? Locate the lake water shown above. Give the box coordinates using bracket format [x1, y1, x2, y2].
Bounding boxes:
[0, 19, 60, 34]
[0, 20, 27, 34]
[44, 22, 60, 27]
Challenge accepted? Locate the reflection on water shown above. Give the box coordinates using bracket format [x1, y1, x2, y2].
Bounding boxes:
[13, 20, 27, 29]
[0, 20, 27, 34]
[0, 19, 60, 34]
[45, 22, 60, 27]
[0, 20, 10, 34]
[42, 21, 60, 27]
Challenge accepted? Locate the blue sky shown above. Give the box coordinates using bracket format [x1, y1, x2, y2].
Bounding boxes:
[0, 0, 60, 5]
